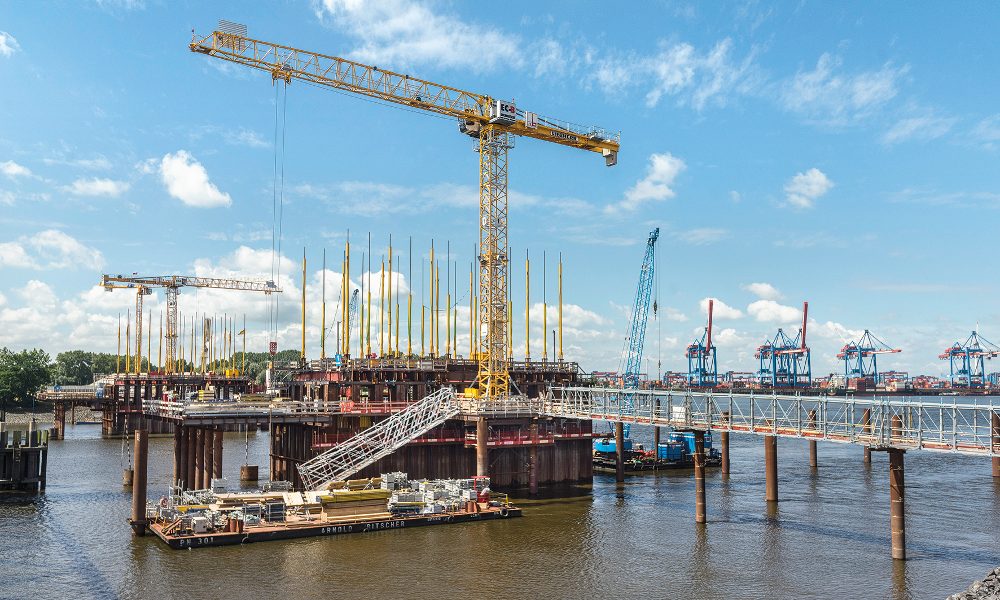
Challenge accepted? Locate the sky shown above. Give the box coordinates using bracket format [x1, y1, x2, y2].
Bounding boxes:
[2, 0, 999, 378]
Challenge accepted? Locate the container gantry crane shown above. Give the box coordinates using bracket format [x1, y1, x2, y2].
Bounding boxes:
[686, 298, 718, 387]
[837, 329, 901, 383]
[755, 301, 811, 388]
[190, 21, 620, 402]
[101, 274, 280, 375]
[939, 331, 1000, 388]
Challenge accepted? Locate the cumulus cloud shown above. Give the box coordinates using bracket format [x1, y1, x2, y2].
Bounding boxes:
[781, 54, 907, 124]
[971, 114, 1000, 148]
[700, 297, 742, 319]
[0, 229, 104, 270]
[747, 300, 801, 323]
[0, 32, 19, 58]
[663, 307, 688, 322]
[784, 167, 833, 209]
[743, 282, 781, 300]
[159, 150, 232, 208]
[594, 38, 759, 110]
[1, 160, 31, 178]
[66, 177, 130, 197]
[607, 152, 685, 214]
[315, 0, 519, 72]
[674, 228, 727, 245]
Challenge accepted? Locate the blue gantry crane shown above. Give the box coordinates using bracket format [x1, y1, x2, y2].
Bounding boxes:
[755, 302, 811, 388]
[686, 298, 718, 386]
[939, 331, 1000, 388]
[837, 329, 901, 383]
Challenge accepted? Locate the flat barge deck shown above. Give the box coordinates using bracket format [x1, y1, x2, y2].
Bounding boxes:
[149, 504, 521, 549]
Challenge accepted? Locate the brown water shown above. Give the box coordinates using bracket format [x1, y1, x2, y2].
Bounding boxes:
[2, 421, 998, 599]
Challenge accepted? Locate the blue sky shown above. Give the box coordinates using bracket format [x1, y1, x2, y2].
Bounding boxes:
[1, 0, 999, 377]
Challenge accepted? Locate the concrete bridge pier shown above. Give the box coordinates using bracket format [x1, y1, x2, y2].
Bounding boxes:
[614, 421, 625, 483]
[694, 430, 706, 524]
[764, 434, 778, 502]
[53, 403, 66, 440]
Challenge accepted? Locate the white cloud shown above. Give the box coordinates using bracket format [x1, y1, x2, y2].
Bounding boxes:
[158, 150, 232, 208]
[747, 299, 801, 323]
[663, 307, 688, 322]
[699, 297, 743, 319]
[743, 282, 782, 300]
[0, 229, 104, 270]
[882, 114, 956, 145]
[315, 0, 519, 72]
[594, 38, 758, 110]
[225, 128, 269, 148]
[972, 114, 1000, 147]
[43, 155, 112, 170]
[66, 177, 130, 197]
[808, 319, 863, 344]
[782, 54, 906, 124]
[729, 190, 741, 203]
[1, 160, 31, 178]
[607, 152, 685, 214]
[0, 32, 20, 58]
[784, 167, 833, 209]
[0, 191, 13, 206]
[674, 228, 727, 245]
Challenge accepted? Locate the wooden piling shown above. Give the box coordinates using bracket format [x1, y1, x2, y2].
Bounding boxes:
[808, 409, 818, 468]
[863, 408, 872, 464]
[721, 411, 730, 475]
[130, 428, 148, 536]
[213, 429, 223, 481]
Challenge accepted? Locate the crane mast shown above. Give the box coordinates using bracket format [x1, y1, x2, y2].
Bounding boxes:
[102, 274, 280, 374]
[190, 23, 620, 402]
[619, 228, 659, 437]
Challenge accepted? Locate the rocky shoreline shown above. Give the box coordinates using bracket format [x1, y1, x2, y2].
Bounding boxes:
[950, 568, 1000, 600]
[2, 410, 54, 425]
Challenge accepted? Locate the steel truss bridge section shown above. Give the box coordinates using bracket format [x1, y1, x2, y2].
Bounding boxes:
[297, 387, 460, 491]
[542, 387, 1000, 457]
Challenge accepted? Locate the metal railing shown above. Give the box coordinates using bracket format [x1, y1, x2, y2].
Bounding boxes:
[543, 387, 1000, 457]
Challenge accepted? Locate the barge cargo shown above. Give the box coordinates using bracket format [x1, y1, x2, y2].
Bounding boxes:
[142, 472, 521, 549]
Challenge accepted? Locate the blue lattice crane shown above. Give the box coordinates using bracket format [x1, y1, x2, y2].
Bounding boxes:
[756, 302, 811, 388]
[609, 227, 659, 441]
[686, 299, 718, 386]
[939, 331, 1000, 388]
[837, 329, 901, 383]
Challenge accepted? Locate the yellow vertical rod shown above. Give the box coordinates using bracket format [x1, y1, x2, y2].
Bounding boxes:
[507, 300, 513, 360]
[558, 252, 564, 361]
[379, 259, 385, 356]
[469, 262, 474, 357]
[345, 236, 351, 357]
[435, 261, 441, 359]
[116, 313, 121, 373]
[525, 250, 530, 361]
[366, 233, 372, 358]
[146, 310, 151, 372]
[388, 236, 393, 355]
[301, 248, 307, 363]
[543, 250, 547, 362]
[358, 251, 365, 358]
[321, 248, 327, 360]
[157, 313, 163, 372]
[341, 252, 348, 356]
[125, 310, 131, 373]
[429, 240, 435, 357]
[242, 315, 247, 375]
[407, 237, 413, 358]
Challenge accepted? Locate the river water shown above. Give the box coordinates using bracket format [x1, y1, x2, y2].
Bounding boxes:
[2, 418, 998, 599]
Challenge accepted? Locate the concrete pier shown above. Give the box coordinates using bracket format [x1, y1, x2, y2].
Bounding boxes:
[614, 421, 625, 483]
[476, 417, 488, 477]
[129, 428, 148, 536]
[694, 430, 706, 524]
[764, 434, 778, 502]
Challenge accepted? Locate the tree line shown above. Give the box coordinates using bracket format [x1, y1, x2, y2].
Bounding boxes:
[0, 347, 302, 411]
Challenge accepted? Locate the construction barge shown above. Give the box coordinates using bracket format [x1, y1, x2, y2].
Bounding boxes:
[593, 431, 723, 473]
[144, 473, 520, 549]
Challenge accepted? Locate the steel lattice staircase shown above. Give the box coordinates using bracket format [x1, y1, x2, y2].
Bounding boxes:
[297, 387, 460, 491]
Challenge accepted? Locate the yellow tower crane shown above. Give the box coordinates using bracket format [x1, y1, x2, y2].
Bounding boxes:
[101, 274, 280, 375]
[190, 21, 620, 401]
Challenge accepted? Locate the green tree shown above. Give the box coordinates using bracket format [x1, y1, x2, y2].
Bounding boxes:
[0, 347, 54, 414]
[90, 352, 117, 377]
[53, 350, 94, 385]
